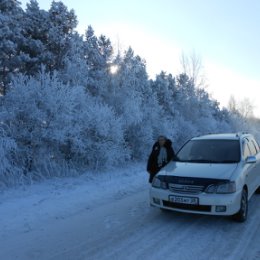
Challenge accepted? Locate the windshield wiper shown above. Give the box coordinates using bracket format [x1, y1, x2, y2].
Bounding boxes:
[213, 160, 238, 163]
[174, 158, 238, 163]
[187, 159, 238, 164]
[188, 159, 218, 163]
[176, 159, 219, 163]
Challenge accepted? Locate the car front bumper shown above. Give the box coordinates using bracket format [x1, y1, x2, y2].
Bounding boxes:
[150, 187, 242, 216]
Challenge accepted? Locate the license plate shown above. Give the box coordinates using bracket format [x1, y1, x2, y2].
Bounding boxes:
[169, 195, 199, 205]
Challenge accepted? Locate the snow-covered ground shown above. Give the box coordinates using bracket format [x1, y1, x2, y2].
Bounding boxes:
[1, 163, 260, 260]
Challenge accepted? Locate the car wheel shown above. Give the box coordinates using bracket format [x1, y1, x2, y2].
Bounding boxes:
[233, 188, 248, 222]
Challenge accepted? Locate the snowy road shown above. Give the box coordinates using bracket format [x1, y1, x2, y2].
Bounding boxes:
[1, 167, 260, 260]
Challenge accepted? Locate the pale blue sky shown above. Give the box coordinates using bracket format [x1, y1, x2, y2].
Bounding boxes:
[20, 0, 260, 115]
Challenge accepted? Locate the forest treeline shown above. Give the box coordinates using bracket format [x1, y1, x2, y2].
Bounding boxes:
[0, 0, 258, 186]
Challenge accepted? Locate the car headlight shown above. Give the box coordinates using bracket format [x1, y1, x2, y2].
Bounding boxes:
[205, 182, 236, 194]
[152, 177, 168, 189]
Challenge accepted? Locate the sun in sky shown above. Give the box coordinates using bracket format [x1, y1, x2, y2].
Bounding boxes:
[110, 65, 119, 75]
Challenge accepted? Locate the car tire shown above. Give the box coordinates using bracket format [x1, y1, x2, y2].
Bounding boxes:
[232, 188, 248, 222]
[255, 186, 260, 194]
[160, 208, 171, 213]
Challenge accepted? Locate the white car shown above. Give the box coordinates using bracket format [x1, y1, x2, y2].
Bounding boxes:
[150, 133, 260, 222]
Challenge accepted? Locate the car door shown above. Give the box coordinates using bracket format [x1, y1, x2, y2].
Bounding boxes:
[242, 138, 257, 198]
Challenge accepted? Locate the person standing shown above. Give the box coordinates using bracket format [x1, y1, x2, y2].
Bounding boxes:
[147, 136, 175, 183]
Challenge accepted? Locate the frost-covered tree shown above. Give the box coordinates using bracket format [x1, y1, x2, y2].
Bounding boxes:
[60, 32, 89, 87]
[47, 1, 77, 71]
[0, 0, 26, 94]
[152, 72, 176, 117]
[106, 47, 172, 159]
[84, 26, 113, 97]
[180, 51, 206, 88]
[21, 0, 51, 75]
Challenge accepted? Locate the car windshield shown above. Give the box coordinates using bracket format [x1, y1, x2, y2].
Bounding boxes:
[175, 139, 241, 163]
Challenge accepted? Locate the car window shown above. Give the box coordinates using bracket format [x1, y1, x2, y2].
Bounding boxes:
[176, 139, 241, 163]
[242, 141, 251, 158]
[251, 138, 260, 153]
[248, 140, 257, 155]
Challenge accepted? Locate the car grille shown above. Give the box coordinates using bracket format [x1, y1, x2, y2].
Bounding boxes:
[168, 183, 205, 194]
[163, 200, 211, 212]
[158, 176, 230, 195]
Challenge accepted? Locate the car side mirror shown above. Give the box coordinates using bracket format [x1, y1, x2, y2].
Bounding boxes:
[246, 156, 257, 164]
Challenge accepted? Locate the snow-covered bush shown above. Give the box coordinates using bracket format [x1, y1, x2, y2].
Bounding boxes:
[72, 93, 129, 168]
[0, 133, 22, 187]
[2, 71, 77, 173]
[0, 70, 128, 181]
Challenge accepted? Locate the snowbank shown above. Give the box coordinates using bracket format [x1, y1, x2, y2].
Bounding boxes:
[0, 163, 147, 238]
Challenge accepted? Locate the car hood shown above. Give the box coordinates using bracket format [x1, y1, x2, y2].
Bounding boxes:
[159, 161, 238, 180]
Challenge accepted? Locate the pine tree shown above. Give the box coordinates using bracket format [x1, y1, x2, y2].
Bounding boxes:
[84, 26, 112, 97]
[0, 0, 25, 94]
[47, 1, 78, 71]
[21, 0, 51, 75]
[61, 32, 89, 87]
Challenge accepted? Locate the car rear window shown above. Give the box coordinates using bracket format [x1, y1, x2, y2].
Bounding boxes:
[176, 139, 241, 163]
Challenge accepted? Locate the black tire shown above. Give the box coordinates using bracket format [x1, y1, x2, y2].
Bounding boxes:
[255, 186, 260, 194]
[160, 208, 171, 213]
[233, 188, 248, 222]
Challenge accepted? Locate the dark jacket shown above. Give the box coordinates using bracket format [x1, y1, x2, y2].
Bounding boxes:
[147, 139, 175, 178]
